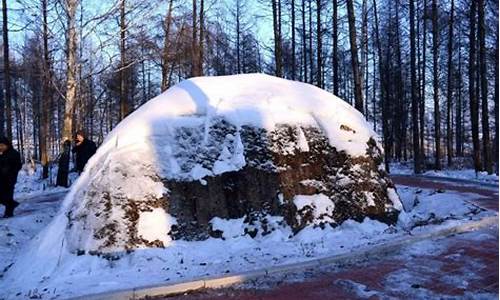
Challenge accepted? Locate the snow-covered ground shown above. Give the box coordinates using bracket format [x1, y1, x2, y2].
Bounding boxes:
[14, 163, 77, 199]
[0, 191, 65, 283]
[0, 183, 494, 299]
[390, 162, 499, 185]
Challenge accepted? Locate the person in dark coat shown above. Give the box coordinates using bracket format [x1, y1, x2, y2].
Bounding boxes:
[0, 136, 22, 218]
[72, 130, 97, 173]
[56, 140, 71, 187]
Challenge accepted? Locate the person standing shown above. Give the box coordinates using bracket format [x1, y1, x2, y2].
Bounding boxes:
[0, 136, 22, 218]
[56, 140, 71, 187]
[72, 130, 97, 174]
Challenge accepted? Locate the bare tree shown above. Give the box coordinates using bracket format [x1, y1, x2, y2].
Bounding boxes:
[431, 0, 441, 170]
[161, 0, 174, 91]
[372, 0, 389, 171]
[40, 0, 52, 178]
[420, 0, 427, 163]
[191, 0, 202, 77]
[468, 0, 481, 172]
[307, 0, 313, 84]
[291, 0, 296, 80]
[445, 0, 454, 167]
[455, 30, 464, 157]
[233, 0, 244, 73]
[301, 0, 307, 82]
[332, 0, 338, 95]
[119, 0, 130, 120]
[346, 0, 364, 113]
[58, 0, 80, 186]
[478, 0, 492, 174]
[410, 0, 421, 173]
[315, 0, 322, 88]
[199, 0, 204, 74]
[63, 0, 79, 142]
[272, 0, 283, 77]
[495, 34, 499, 174]
[2, 0, 12, 139]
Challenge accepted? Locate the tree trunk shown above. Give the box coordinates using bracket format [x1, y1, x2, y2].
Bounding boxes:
[291, 0, 296, 80]
[13, 80, 23, 161]
[468, 0, 481, 173]
[394, 1, 404, 161]
[420, 0, 427, 165]
[308, 0, 313, 84]
[410, 0, 421, 173]
[199, 0, 204, 75]
[455, 31, 463, 157]
[63, 0, 78, 141]
[301, 0, 307, 82]
[272, 0, 283, 77]
[372, 44, 376, 131]
[316, 0, 322, 88]
[119, 0, 129, 120]
[445, 0, 454, 167]
[60, 0, 79, 186]
[431, 0, 441, 170]
[478, 0, 492, 174]
[40, 0, 51, 178]
[372, 0, 389, 172]
[2, 0, 12, 139]
[332, 0, 338, 95]
[236, 1, 241, 73]
[161, 0, 174, 91]
[191, 0, 202, 77]
[361, 0, 368, 119]
[0, 45, 3, 136]
[494, 34, 499, 174]
[346, 0, 364, 114]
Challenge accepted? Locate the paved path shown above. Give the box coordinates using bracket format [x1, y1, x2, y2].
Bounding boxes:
[162, 176, 499, 300]
[164, 227, 498, 300]
[391, 175, 499, 211]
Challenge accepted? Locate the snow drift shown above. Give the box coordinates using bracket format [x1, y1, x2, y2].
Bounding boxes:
[6, 74, 402, 275]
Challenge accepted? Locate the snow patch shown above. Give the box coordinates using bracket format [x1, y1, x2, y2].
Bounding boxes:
[296, 126, 310, 152]
[210, 217, 246, 239]
[387, 188, 403, 211]
[294, 194, 335, 225]
[364, 192, 376, 207]
[294, 194, 335, 215]
[137, 208, 177, 246]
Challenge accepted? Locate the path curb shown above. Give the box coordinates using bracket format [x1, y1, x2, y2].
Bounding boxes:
[69, 215, 498, 300]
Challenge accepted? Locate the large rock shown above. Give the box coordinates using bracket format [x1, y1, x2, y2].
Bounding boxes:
[62, 74, 402, 254]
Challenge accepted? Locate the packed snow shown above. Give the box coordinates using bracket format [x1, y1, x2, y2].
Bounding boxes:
[293, 194, 335, 225]
[390, 162, 499, 185]
[14, 163, 74, 199]
[94, 73, 379, 181]
[137, 208, 177, 246]
[0, 181, 493, 299]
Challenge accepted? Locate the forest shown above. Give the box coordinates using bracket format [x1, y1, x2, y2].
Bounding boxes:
[0, 0, 498, 179]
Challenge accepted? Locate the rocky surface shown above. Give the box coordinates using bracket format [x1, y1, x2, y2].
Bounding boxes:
[66, 118, 400, 253]
[166, 120, 399, 241]
[55, 74, 404, 255]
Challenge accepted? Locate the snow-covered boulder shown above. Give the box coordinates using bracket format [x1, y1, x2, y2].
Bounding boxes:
[49, 74, 402, 255]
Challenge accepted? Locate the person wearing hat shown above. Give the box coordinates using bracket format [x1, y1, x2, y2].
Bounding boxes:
[0, 136, 22, 218]
[72, 130, 97, 174]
